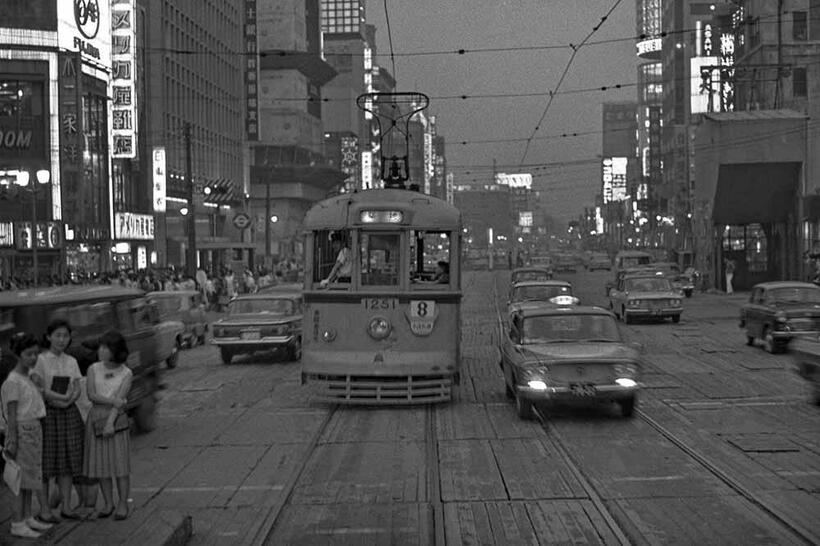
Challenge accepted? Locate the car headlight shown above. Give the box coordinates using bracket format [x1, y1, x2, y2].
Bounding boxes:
[671, 299, 681, 306]
[367, 317, 392, 340]
[628, 299, 641, 307]
[527, 380, 547, 390]
[615, 378, 638, 388]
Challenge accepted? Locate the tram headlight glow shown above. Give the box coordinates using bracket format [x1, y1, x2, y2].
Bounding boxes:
[360, 210, 403, 224]
[322, 327, 337, 342]
[367, 316, 392, 340]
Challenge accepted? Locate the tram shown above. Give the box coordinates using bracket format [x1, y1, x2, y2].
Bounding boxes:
[301, 188, 462, 404]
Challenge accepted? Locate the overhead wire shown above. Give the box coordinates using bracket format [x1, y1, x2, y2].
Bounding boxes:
[382, 0, 398, 81]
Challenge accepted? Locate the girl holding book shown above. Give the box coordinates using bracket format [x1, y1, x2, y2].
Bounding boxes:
[32, 319, 85, 521]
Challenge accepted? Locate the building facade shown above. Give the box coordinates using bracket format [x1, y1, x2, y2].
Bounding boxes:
[601, 101, 639, 250]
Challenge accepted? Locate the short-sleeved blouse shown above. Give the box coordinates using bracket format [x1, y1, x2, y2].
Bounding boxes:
[1, 370, 46, 426]
[33, 351, 82, 393]
[88, 362, 132, 399]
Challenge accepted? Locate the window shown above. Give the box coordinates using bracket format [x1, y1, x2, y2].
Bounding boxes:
[312, 229, 350, 284]
[793, 67, 807, 98]
[793, 11, 807, 41]
[812, 0, 820, 39]
[360, 232, 399, 286]
[410, 230, 451, 288]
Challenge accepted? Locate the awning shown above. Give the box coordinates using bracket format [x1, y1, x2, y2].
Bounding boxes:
[713, 162, 800, 224]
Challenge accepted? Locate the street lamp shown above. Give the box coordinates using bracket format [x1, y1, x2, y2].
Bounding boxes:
[14, 168, 50, 289]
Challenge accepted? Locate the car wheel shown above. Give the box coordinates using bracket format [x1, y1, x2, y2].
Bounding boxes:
[166, 340, 180, 368]
[619, 396, 636, 418]
[287, 339, 302, 361]
[515, 392, 534, 420]
[133, 396, 157, 433]
[672, 315, 681, 324]
[623, 307, 632, 324]
[746, 332, 755, 346]
[220, 347, 233, 364]
[762, 327, 780, 354]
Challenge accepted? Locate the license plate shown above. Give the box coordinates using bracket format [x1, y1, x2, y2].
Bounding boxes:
[410, 300, 435, 318]
[570, 383, 597, 397]
[241, 331, 260, 340]
[362, 297, 398, 310]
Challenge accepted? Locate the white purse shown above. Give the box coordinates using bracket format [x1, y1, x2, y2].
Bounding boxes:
[2, 451, 21, 496]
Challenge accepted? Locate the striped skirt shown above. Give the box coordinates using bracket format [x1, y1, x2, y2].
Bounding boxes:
[83, 405, 130, 479]
[42, 404, 85, 478]
[4, 419, 43, 490]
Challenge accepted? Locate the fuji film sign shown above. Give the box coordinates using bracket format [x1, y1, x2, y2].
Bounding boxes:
[58, 0, 111, 63]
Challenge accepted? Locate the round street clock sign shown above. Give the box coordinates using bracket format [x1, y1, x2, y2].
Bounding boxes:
[74, 0, 100, 39]
[232, 212, 251, 230]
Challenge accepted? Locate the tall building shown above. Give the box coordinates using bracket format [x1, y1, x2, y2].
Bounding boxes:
[601, 102, 639, 249]
[691, 1, 819, 289]
[247, 0, 344, 265]
[143, 0, 247, 271]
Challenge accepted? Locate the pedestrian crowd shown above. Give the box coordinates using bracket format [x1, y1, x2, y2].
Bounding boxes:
[1, 320, 133, 539]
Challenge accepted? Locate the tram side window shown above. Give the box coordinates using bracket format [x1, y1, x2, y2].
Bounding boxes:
[410, 231, 451, 287]
[313, 230, 351, 284]
[360, 232, 399, 286]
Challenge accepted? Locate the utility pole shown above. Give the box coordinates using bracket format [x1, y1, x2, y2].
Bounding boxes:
[185, 122, 196, 277]
[265, 181, 271, 267]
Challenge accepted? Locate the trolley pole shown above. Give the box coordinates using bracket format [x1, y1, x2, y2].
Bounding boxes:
[185, 122, 196, 277]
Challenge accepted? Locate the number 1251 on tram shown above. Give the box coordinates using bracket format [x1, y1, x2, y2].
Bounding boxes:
[301, 187, 462, 404]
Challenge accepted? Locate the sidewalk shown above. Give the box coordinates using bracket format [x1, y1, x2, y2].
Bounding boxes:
[0, 488, 191, 545]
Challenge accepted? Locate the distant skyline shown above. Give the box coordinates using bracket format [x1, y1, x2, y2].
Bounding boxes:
[367, 0, 638, 224]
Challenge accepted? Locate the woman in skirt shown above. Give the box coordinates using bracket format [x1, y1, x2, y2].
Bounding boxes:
[32, 319, 85, 521]
[84, 330, 133, 520]
[2, 333, 53, 538]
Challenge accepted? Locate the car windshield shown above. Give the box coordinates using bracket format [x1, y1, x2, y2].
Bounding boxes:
[514, 285, 571, 301]
[513, 271, 550, 282]
[768, 287, 820, 304]
[622, 256, 651, 267]
[229, 298, 295, 315]
[521, 314, 620, 344]
[625, 277, 671, 291]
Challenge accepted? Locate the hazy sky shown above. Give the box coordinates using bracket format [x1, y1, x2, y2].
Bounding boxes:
[367, 0, 638, 223]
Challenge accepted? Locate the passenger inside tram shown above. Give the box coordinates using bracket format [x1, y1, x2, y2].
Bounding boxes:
[319, 231, 352, 287]
[413, 261, 449, 284]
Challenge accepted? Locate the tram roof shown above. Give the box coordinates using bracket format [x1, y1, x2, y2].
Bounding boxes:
[304, 188, 461, 230]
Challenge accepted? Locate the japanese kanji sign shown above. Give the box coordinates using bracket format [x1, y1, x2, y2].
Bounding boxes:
[111, 0, 137, 158]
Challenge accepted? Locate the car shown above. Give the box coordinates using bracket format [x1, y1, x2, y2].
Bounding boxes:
[789, 336, 820, 405]
[508, 280, 576, 310]
[644, 262, 695, 298]
[499, 305, 642, 419]
[586, 252, 611, 271]
[528, 255, 553, 270]
[0, 285, 162, 432]
[511, 267, 553, 284]
[608, 274, 683, 324]
[147, 290, 208, 350]
[211, 291, 303, 364]
[552, 252, 579, 273]
[613, 250, 653, 274]
[739, 281, 820, 354]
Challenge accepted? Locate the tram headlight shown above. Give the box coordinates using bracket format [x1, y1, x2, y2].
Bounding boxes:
[322, 327, 337, 342]
[367, 316, 392, 340]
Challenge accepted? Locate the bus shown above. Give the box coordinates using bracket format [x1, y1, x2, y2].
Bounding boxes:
[301, 188, 462, 404]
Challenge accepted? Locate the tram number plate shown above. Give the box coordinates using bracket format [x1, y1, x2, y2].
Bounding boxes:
[410, 300, 435, 318]
[570, 383, 596, 397]
[362, 297, 398, 310]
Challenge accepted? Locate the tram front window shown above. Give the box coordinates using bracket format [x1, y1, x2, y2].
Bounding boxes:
[313, 230, 352, 286]
[411, 231, 451, 287]
[360, 232, 400, 286]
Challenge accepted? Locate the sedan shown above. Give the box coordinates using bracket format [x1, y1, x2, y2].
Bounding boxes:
[211, 292, 302, 364]
[740, 281, 820, 353]
[510, 267, 553, 284]
[609, 274, 683, 324]
[499, 306, 641, 419]
[508, 280, 576, 311]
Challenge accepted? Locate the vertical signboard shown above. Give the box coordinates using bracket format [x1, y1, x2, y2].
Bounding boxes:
[340, 136, 358, 192]
[152, 147, 166, 212]
[647, 106, 661, 206]
[361, 151, 372, 189]
[111, 0, 137, 158]
[610, 157, 628, 201]
[423, 132, 433, 194]
[244, 0, 259, 140]
[58, 53, 83, 223]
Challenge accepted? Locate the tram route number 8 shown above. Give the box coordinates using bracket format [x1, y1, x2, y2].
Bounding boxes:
[410, 300, 435, 318]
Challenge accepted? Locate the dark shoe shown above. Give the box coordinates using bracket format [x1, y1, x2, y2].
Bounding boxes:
[60, 511, 82, 520]
[113, 508, 129, 521]
[37, 513, 60, 524]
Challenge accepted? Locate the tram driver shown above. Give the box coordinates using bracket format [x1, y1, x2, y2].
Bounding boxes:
[320, 232, 352, 287]
[413, 260, 450, 284]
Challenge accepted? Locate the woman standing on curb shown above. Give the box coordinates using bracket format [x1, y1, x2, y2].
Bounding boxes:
[84, 330, 133, 520]
[32, 319, 85, 522]
[2, 333, 53, 538]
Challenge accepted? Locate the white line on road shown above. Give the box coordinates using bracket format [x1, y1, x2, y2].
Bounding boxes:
[130, 485, 286, 493]
[610, 475, 687, 482]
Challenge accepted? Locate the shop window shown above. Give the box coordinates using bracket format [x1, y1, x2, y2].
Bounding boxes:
[793, 67, 807, 98]
[360, 232, 399, 286]
[746, 224, 768, 273]
[722, 225, 746, 251]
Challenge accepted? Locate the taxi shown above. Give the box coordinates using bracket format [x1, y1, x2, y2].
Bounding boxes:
[211, 291, 302, 364]
[146, 290, 208, 350]
[499, 305, 642, 419]
[507, 280, 577, 313]
[608, 273, 683, 324]
[740, 281, 820, 353]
